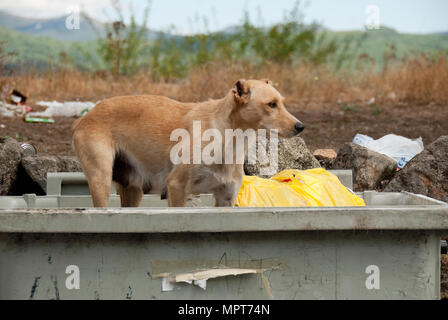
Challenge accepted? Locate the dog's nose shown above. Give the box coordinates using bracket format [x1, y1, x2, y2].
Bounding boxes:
[295, 122, 305, 134]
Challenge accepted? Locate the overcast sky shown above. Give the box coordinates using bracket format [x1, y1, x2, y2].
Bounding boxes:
[1, 0, 447, 34]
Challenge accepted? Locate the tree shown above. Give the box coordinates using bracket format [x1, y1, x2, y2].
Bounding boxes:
[0, 41, 16, 75]
[88, 0, 151, 78]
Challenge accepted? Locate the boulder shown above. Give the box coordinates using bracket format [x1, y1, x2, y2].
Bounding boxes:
[21, 156, 82, 192]
[384, 136, 448, 202]
[331, 143, 397, 191]
[313, 149, 337, 168]
[244, 136, 321, 178]
[0, 138, 22, 195]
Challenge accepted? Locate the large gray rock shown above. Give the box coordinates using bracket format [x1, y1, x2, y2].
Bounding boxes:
[331, 143, 397, 191]
[244, 136, 321, 178]
[385, 136, 448, 202]
[0, 138, 22, 195]
[21, 156, 82, 192]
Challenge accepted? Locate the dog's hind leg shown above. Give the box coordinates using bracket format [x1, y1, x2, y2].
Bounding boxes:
[73, 132, 114, 208]
[112, 151, 147, 207]
[166, 166, 188, 207]
[117, 185, 143, 207]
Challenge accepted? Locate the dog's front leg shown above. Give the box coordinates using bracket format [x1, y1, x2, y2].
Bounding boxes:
[213, 166, 244, 207]
[213, 181, 241, 207]
[215, 197, 235, 207]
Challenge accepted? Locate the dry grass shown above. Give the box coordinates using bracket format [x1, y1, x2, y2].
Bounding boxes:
[2, 55, 448, 111]
[359, 55, 448, 106]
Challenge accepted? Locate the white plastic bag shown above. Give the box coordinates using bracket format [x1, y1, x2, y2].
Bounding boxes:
[353, 134, 424, 168]
[28, 101, 97, 118]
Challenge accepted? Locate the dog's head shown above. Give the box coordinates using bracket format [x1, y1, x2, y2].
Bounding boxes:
[231, 79, 304, 138]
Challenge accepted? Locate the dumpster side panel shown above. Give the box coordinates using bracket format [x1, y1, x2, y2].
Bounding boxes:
[0, 231, 440, 300]
[336, 232, 440, 299]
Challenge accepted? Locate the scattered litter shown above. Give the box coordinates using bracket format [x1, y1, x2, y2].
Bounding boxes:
[9, 89, 32, 114]
[1, 97, 96, 118]
[0, 101, 22, 117]
[353, 133, 424, 169]
[0, 124, 5, 129]
[22, 105, 32, 114]
[367, 97, 376, 105]
[80, 108, 90, 117]
[20, 143, 37, 156]
[236, 168, 366, 207]
[1, 88, 33, 116]
[25, 117, 55, 124]
[10, 89, 27, 105]
[28, 101, 97, 118]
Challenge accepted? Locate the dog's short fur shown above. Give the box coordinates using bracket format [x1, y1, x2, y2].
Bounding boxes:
[72, 79, 304, 207]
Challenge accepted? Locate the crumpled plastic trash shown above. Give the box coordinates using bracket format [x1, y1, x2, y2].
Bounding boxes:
[0, 101, 22, 117]
[353, 133, 424, 168]
[27, 101, 97, 118]
[236, 168, 366, 207]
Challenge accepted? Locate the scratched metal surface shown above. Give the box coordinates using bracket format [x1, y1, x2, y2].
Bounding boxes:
[0, 187, 446, 300]
[0, 191, 447, 233]
[0, 231, 441, 300]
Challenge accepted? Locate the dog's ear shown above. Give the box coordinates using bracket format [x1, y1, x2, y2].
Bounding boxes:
[232, 79, 250, 104]
[261, 79, 273, 86]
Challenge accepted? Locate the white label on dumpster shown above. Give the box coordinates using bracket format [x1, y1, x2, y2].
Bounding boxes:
[365, 265, 380, 290]
[162, 277, 174, 292]
[161, 268, 259, 292]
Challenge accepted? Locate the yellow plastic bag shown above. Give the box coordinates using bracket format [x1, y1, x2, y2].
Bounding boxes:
[236, 168, 365, 207]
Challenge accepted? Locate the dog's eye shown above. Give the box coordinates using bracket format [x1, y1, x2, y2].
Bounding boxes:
[268, 102, 278, 108]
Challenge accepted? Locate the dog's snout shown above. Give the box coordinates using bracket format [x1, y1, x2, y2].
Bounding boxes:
[294, 122, 305, 134]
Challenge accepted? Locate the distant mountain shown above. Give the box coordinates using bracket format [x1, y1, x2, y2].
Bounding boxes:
[0, 27, 99, 71]
[1, 10, 447, 72]
[330, 27, 448, 65]
[0, 10, 42, 29]
[0, 10, 104, 41]
[0, 10, 162, 41]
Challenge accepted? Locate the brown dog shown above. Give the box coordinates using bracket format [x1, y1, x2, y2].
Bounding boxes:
[72, 79, 304, 207]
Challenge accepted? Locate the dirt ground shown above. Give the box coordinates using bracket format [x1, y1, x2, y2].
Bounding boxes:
[1, 103, 447, 155]
[1, 102, 447, 299]
[296, 103, 448, 153]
